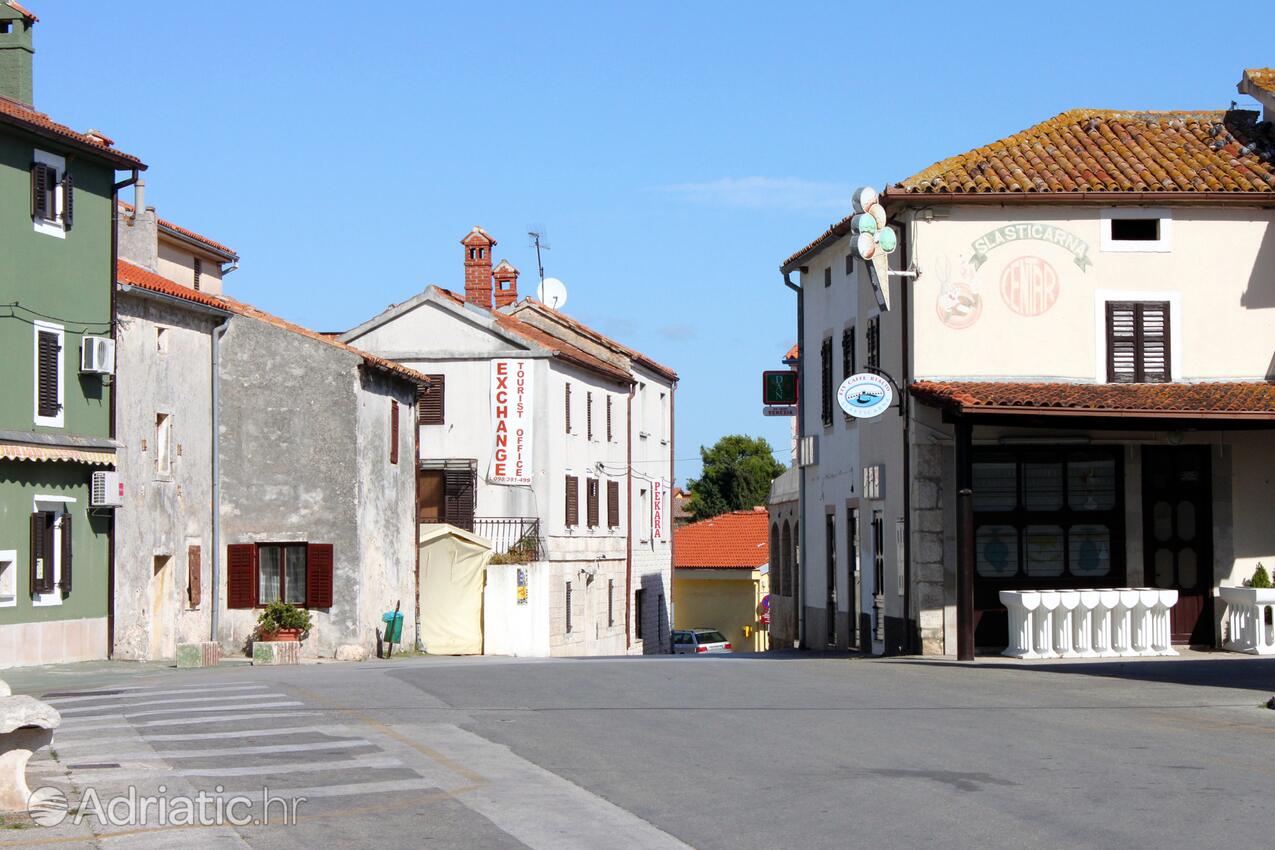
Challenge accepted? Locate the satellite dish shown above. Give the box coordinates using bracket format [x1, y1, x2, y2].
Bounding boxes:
[538, 277, 568, 309]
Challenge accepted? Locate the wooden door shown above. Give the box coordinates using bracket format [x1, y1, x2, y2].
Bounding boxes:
[1142, 447, 1213, 645]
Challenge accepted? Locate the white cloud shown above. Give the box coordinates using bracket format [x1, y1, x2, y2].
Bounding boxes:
[650, 176, 852, 212]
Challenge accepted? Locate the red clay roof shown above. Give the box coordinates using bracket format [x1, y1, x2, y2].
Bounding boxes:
[784, 344, 799, 362]
[433, 287, 633, 384]
[674, 508, 770, 570]
[894, 109, 1275, 196]
[0, 96, 142, 167]
[5, 1, 36, 21]
[910, 381, 1275, 420]
[507, 299, 678, 382]
[117, 261, 428, 386]
[119, 201, 237, 259]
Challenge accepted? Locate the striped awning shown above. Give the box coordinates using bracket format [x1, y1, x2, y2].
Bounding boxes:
[0, 442, 115, 466]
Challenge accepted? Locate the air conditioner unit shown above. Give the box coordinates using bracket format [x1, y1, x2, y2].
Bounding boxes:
[91, 470, 123, 508]
[81, 336, 115, 375]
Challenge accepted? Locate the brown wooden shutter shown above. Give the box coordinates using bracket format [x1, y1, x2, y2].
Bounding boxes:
[1106, 302, 1138, 383]
[58, 513, 71, 595]
[419, 375, 445, 424]
[60, 172, 73, 230]
[390, 400, 400, 465]
[820, 338, 833, 426]
[29, 512, 52, 596]
[226, 543, 257, 608]
[187, 544, 202, 608]
[1139, 302, 1170, 383]
[606, 396, 613, 442]
[443, 466, 476, 530]
[306, 543, 334, 608]
[565, 383, 572, 433]
[587, 392, 593, 440]
[31, 163, 49, 220]
[565, 475, 578, 527]
[37, 330, 59, 417]
[607, 480, 620, 527]
[587, 478, 599, 527]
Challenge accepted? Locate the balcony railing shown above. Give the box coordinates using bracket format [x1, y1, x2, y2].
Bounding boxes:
[473, 517, 544, 564]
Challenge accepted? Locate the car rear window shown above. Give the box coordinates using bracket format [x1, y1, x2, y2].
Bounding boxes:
[695, 631, 727, 644]
[673, 632, 693, 644]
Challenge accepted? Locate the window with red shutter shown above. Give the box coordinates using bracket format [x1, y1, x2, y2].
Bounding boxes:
[306, 543, 334, 608]
[565, 475, 579, 527]
[390, 400, 400, 465]
[587, 478, 599, 528]
[226, 544, 257, 608]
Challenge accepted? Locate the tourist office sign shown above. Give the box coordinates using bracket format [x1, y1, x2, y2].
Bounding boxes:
[837, 373, 894, 419]
[488, 359, 533, 485]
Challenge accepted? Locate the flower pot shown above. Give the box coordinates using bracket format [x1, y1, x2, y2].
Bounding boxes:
[269, 628, 303, 642]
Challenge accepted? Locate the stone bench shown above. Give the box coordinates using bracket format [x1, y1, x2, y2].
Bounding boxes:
[0, 680, 61, 813]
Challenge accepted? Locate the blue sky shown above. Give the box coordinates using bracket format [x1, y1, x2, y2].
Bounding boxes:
[35, 2, 1272, 482]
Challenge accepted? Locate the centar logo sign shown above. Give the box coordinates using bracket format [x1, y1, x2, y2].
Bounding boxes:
[1000, 255, 1060, 316]
[489, 359, 533, 485]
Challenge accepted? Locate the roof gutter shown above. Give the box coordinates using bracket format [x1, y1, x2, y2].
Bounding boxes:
[783, 269, 806, 649]
[880, 189, 1275, 208]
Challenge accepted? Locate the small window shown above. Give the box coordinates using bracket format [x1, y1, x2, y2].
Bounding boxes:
[824, 267, 832, 288]
[193, 258, 203, 291]
[635, 588, 646, 639]
[0, 550, 16, 607]
[0, 22, 12, 34]
[1110, 218, 1158, 241]
[418, 375, 445, 424]
[587, 477, 600, 528]
[820, 337, 833, 427]
[1106, 301, 1170, 383]
[155, 326, 168, 353]
[257, 543, 308, 606]
[155, 413, 172, 476]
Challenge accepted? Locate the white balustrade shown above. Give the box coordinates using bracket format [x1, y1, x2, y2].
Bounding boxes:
[1000, 588, 1181, 660]
[1220, 587, 1275, 656]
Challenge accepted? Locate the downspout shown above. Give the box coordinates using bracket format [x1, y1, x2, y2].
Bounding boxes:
[625, 383, 634, 650]
[783, 269, 806, 648]
[414, 381, 422, 652]
[209, 316, 230, 643]
[668, 381, 676, 651]
[107, 169, 138, 659]
[900, 217, 914, 654]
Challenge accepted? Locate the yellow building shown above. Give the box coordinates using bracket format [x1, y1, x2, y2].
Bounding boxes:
[673, 508, 770, 652]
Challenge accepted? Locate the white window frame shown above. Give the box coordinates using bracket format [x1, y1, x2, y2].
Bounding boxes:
[1100, 208, 1172, 253]
[638, 486, 651, 544]
[32, 496, 74, 607]
[32, 148, 67, 239]
[0, 549, 16, 608]
[155, 412, 173, 478]
[659, 391, 668, 445]
[1093, 289, 1183, 383]
[32, 320, 64, 428]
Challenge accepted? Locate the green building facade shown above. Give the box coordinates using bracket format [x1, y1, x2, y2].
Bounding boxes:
[0, 2, 144, 666]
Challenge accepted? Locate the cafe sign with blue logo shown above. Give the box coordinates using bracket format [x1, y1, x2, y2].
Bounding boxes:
[836, 373, 894, 419]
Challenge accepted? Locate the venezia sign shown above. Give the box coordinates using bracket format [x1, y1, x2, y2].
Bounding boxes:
[488, 359, 533, 485]
[970, 223, 1092, 272]
[836, 373, 894, 419]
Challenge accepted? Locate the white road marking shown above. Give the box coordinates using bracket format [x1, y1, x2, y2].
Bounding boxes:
[61, 701, 305, 722]
[46, 683, 268, 705]
[80, 737, 371, 762]
[59, 692, 288, 715]
[56, 710, 319, 733]
[68, 754, 404, 782]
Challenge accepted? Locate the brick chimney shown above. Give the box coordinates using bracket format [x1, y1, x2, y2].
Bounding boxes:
[461, 226, 496, 308]
[492, 259, 520, 309]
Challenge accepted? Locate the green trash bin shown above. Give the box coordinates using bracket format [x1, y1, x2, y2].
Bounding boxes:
[381, 610, 404, 645]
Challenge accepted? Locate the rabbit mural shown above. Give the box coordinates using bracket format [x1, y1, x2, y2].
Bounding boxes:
[935, 256, 983, 329]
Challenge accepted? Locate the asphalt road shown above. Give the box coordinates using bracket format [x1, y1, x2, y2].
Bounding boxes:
[4, 651, 1274, 848]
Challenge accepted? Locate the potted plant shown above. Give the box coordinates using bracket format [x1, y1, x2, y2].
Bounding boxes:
[1219, 563, 1275, 655]
[255, 601, 312, 643]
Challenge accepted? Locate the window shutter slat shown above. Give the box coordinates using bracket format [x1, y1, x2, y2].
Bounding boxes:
[37, 331, 59, 417]
[565, 383, 572, 433]
[29, 512, 46, 597]
[226, 543, 257, 608]
[565, 475, 578, 527]
[60, 172, 73, 230]
[606, 396, 613, 442]
[188, 544, 202, 608]
[444, 466, 476, 530]
[607, 480, 620, 527]
[390, 400, 399, 465]
[59, 513, 72, 595]
[306, 543, 334, 608]
[419, 375, 445, 424]
[587, 392, 593, 440]
[1139, 302, 1170, 383]
[587, 478, 599, 527]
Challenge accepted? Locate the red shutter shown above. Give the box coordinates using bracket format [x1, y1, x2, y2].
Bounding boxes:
[390, 400, 400, 465]
[306, 543, 334, 608]
[60, 172, 73, 230]
[58, 513, 72, 595]
[226, 543, 257, 608]
[188, 545, 202, 608]
[37, 331, 59, 418]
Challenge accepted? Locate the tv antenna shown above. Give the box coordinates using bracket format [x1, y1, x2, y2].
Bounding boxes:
[528, 226, 550, 285]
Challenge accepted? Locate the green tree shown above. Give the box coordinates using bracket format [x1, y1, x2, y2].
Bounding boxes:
[685, 435, 786, 521]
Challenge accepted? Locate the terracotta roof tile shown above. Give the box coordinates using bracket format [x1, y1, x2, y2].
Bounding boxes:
[0, 96, 142, 167]
[119, 201, 237, 259]
[894, 109, 1275, 196]
[910, 381, 1275, 419]
[674, 508, 770, 569]
[508, 299, 678, 382]
[784, 343, 799, 362]
[118, 261, 428, 386]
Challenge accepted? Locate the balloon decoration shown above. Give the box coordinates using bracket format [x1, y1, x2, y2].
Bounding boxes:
[850, 186, 897, 261]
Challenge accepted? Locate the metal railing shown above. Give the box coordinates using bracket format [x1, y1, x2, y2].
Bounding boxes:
[473, 517, 544, 563]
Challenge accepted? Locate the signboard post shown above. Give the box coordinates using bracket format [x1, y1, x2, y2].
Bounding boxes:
[488, 359, 533, 485]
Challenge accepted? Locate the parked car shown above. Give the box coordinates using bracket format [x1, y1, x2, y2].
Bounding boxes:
[672, 629, 732, 654]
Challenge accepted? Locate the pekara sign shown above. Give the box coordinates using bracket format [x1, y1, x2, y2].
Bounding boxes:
[970, 223, 1092, 272]
[652, 480, 664, 539]
[488, 359, 533, 485]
